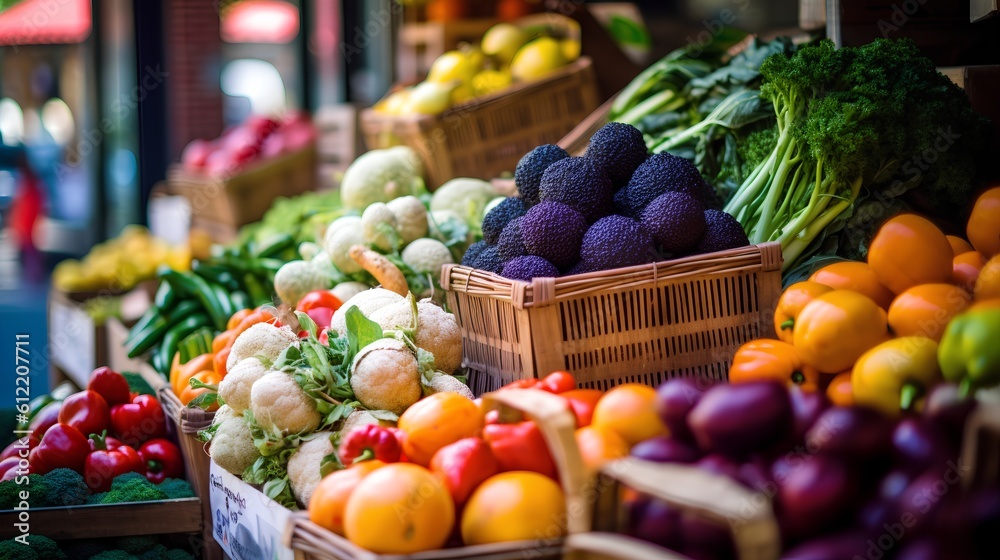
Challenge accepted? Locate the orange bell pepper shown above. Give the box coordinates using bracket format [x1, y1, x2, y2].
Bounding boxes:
[826, 371, 853, 407]
[773, 281, 833, 344]
[179, 370, 222, 409]
[212, 330, 234, 355]
[729, 339, 820, 391]
[213, 309, 276, 376]
[172, 352, 216, 396]
[227, 308, 255, 330]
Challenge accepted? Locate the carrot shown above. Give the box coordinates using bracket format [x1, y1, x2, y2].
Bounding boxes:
[349, 245, 408, 296]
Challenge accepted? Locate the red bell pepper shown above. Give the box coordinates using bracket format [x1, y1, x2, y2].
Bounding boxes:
[501, 371, 577, 394]
[87, 366, 132, 406]
[481, 420, 558, 480]
[84, 432, 143, 491]
[0, 433, 35, 462]
[57, 390, 110, 438]
[28, 423, 91, 475]
[137, 439, 184, 483]
[0, 457, 21, 480]
[430, 437, 499, 505]
[387, 427, 408, 462]
[28, 401, 61, 444]
[338, 425, 402, 465]
[110, 394, 167, 447]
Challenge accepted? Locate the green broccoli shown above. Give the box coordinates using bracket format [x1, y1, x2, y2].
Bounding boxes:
[113, 536, 158, 554]
[101, 473, 167, 504]
[23, 535, 65, 559]
[91, 551, 139, 560]
[0, 539, 40, 560]
[87, 492, 108, 504]
[137, 543, 169, 560]
[38, 468, 89, 507]
[157, 478, 195, 500]
[165, 549, 195, 560]
[0, 475, 46, 510]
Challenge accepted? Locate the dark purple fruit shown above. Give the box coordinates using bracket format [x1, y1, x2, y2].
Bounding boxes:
[773, 454, 857, 540]
[687, 381, 791, 457]
[655, 378, 705, 443]
[804, 406, 893, 460]
[631, 436, 701, 464]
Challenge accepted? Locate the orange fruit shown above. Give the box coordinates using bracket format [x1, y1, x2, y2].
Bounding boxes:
[461, 471, 566, 545]
[399, 392, 483, 466]
[953, 251, 987, 291]
[793, 290, 890, 374]
[809, 262, 894, 310]
[344, 463, 455, 554]
[967, 187, 1000, 257]
[975, 254, 1000, 301]
[946, 235, 975, 257]
[868, 214, 952, 295]
[591, 384, 667, 446]
[825, 372, 853, 407]
[887, 283, 971, 341]
[308, 460, 385, 536]
[774, 281, 834, 343]
[575, 426, 629, 473]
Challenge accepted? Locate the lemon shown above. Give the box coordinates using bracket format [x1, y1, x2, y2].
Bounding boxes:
[510, 37, 567, 82]
[404, 81, 456, 115]
[481, 23, 527, 66]
[561, 38, 581, 62]
[471, 69, 512, 96]
[451, 83, 476, 105]
[426, 50, 477, 84]
[380, 89, 411, 116]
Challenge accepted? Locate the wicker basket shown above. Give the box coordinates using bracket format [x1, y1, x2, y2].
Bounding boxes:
[159, 386, 222, 560]
[586, 458, 781, 560]
[360, 57, 599, 188]
[283, 389, 588, 560]
[562, 533, 690, 560]
[442, 243, 783, 395]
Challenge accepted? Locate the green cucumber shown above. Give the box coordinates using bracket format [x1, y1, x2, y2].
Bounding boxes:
[157, 313, 212, 373]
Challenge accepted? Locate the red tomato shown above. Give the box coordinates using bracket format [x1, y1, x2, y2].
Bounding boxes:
[297, 290, 343, 313]
[539, 371, 576, 394]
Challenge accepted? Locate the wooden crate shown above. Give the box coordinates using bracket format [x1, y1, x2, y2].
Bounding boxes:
[47, 289, 109, 389]
[442, 243, 783, 395]
[0, 498, 202, 540]
[284, 389, 588, 560]
[167, 143, 317, 229]
[360, 57, 599, 188]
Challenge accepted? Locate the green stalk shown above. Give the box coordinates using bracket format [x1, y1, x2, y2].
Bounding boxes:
[616, 90, 685, 126]
[751, 133, 796, 243]
[781, 176, 863, 270]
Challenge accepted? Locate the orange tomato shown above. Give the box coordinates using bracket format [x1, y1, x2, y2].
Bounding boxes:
[887, 283, 971, 341]
[309, 461, 385, 536]
[399, 393, 483, 466]
[825, 372, 853, 407]
[344, 464, 454, 554]
[975, 254, 1000, 302]
[967, 187, 1000, 257]
[591, 384, 667, 447]
[867, 214, 953, 294]
[809, 262, 894, 310]
[729, 339, 820, 391]
[946, 235, 975, 257]
[793, 290, 889, 374]
[560, 388, 603, 427]
[461, 471, 566, 545]
[953, 251, 987, 291]
[774, 281, 834, 343]
[178, 370, 222, 409]
[575, 426, 629, 473]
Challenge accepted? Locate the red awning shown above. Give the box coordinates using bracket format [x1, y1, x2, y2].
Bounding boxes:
[222, 0, 299, 44]
[0, 0, 91, 47]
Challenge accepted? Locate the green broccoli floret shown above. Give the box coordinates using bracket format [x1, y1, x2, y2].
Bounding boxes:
[101, 473, 167, 504]
[39, 468, 90, 507]
[0, 539, 40, 560]
[0, 475, 46, 509]
[165, 549, 195, 560]
[91, 551, 139, 560]
[114, 536, 157, 554]
[23, 535, 65, 559]
[157, 478, 195, 500]
[87, 492, 108, 504]
[137, 543, 169, 560]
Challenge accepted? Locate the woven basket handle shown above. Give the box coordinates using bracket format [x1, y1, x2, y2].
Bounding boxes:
[960, 401, 1000, 490]
[563, 533, 690, 560]
[600, 459, 780, 560]
[480, 389, 590, 535]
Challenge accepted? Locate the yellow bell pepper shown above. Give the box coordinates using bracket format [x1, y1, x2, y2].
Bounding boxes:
[170, 352, 216, 396]
[793, 290, 890, 374]
[852, 337, 943, 417]
[773, 281, 833, 344]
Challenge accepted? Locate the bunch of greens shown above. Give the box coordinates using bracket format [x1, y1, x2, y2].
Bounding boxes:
[237, 189, 348, 257]
[723, 38, 989, 272]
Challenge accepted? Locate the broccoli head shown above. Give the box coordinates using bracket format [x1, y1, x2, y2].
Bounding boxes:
[585, 122, 648, 189]
[137, 544, 169, 560]
[515, 144, 570, 206]
[114, 536, 158, 555]
[521, 201, 587, 269]
[580, 215, 654, 271]
[39, 468, 89, 507]
[101, 472, 167, 504]
[24, 535, 65, 559]
[481, 197, 527, 244]
[165, 549, 195, 560]
[501, 256, 560, 282]
[0, 475, 46, 510]
[0, 539, 39, 560]
[157, 478, 195, 500]
[539, 157, 613, 223]
[91, 551, 139, 560]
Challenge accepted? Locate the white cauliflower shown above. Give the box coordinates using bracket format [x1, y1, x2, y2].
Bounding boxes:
[287, 433, 335, 507]
[331, 282, 370, 304]
[368, 299, 463, 373]
[424, 372, 474, 399]
[298, 241, 322, 260]
[274, 260, 332, 307]
[350, 338, 422, 415]
[387, 196, 429, 245]
[340, 146, 424, 210]
[226, 323, 299, 372]
[214, 404, 237, 426]
[429, 178, 496, 226]
[218, 357, 270, 414]
[361, 202, 400, 252]
[210, 412, 260, 475]
[340, 409, 396, 434]
[250, 371, 321, 436]
[401, 238, 454, 275]
[325, 215, 361, 241]
[330, 288, 404, 335]
[324, 225, 365, 274]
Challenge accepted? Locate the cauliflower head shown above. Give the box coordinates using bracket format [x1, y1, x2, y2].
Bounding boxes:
[331, 281, 369, 304]
[401, 238, 454, 276]
[210, 413, 259, 475]
[424, 372, 474, 399]
[250, 371, 321, 436]
[287, 432, 335, 507]
[361, 202, 400, 252]
[387, 196, 429, 245]
[324, 225, 365, 275]
[324, 215, 361, 242]
[330, 288, 404, 335]
[274, 260, 332, 307]
[368, 299, 463, 373]
[226, 323, 299, 373]
[218, 357, 270, 414]
[350, 338, 422, 415]
[341, 146, 424, 210]
[429, 178, 496, 226]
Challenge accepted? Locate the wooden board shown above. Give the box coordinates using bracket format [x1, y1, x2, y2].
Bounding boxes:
[0, 498, 202, 540]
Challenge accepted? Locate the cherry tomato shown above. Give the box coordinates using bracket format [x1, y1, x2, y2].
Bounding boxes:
[296, 290, 342, 313]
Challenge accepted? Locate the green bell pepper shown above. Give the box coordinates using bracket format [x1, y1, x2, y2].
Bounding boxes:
[938, 306, 1000, 397]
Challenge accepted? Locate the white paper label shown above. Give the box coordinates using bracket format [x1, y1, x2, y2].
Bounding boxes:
[50, 297, 95, 387]
[208, 461, 294, 560]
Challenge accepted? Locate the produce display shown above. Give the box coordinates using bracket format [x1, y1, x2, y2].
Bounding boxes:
[180, 113, 316, 177]
[0, 534, 196, 560]
[373, 22, 581, 116]
[463, 122, 748, 280]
